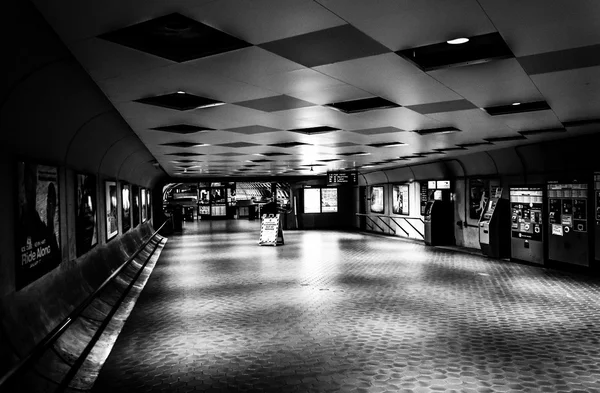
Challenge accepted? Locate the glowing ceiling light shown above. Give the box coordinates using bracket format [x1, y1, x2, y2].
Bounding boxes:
[512, 102, 521, 106]
[447, 37, 469, 45]
[176, 90, 186, 94]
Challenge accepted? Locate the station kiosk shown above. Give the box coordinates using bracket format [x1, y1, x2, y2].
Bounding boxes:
[547, 181, 589, 267]
[424, 180, 454, 246]
[479, 192, 510, 258]
[509, 187, 544, 264]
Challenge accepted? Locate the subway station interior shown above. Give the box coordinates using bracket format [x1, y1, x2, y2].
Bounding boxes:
[3, 1, 600, 392]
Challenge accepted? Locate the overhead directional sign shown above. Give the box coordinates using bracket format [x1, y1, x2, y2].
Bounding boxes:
[327, 171, 358, 185]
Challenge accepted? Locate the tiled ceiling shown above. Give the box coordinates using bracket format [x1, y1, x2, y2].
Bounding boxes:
[33, 0, 600, 178]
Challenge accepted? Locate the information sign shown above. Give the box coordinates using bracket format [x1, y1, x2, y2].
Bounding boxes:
[327, 171, 358, 185]
[259, 214, 284, 246]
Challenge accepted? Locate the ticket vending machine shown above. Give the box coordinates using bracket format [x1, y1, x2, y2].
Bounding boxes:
[479, 196, 510, 258]
[424, 180, 454, 246]
[547, 181, 589, 267]
[509, 187, 544, 264]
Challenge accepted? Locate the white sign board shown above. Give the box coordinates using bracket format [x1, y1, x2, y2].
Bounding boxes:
[259, 214, 284, 246]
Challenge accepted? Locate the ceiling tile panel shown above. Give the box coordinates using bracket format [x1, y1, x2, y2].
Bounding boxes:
[429, 58, 543, 107]
[530, 65, 600, 121]
[98, 63, 278, 104]
[285, 84, 370, 106]
[317, 0, 496, 51]
[349, 127, 405, 136]
[234, 95, 315, 112]
[478, 0, 600, 56]
[260, 25, 391, 68]
[250, 69, 346, 96]
[406, 100, 477, 115]
[518, 44, 600, 76]
[190, 0, 346, 44]
[315, 53, 462, 106]
[225, 126, 281, 135]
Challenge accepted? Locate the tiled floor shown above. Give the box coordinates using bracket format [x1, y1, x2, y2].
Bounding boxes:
[92, 220, 600, 393]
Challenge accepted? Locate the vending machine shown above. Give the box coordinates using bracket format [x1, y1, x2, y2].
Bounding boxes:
[509, 187, 544, 264]
[424, 180, 455, 246]
[479, 194, 510, 259]
[547, 181, 589, 267]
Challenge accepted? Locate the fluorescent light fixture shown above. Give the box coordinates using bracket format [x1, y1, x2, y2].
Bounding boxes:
[447, 37, 469, 45]
[196, 102, 226, 109]
[512, 102, 521, 106]
[253, 153, 266, 156]
[177, 90, 186, 94]
[362, 165, 374, 168]
[357, 152, 371, 156]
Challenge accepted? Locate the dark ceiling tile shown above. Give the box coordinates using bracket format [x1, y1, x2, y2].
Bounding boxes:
[367, 142, 408, 148]
[396, 32, 514, 72]
[255, 152, 291, 157]
[349, 127, 404, 135]
[151, 124, 215, 133]
[135, 92, 223, 111]
[217, 142, 261, 148]
[338, 151, 371, 156]
[456, 141, 493, 148]
[483, 101, 550, 116]
[98, 13, 251, 62]
[317, 158, 342, 162]
[225, 125, 282, 134]
[268, 141, 311, 148]
[235, 95, 314, 112]
[248, 159, 274, 163]
[325, 97, 400, 113]
[213, 152, 247, 156]
[259, 24, 390, 67]
[413, 127, 461, 135]
[406, 99, 477, 114]
[519, 44, 600, 75]
[289, 126, 339, 135]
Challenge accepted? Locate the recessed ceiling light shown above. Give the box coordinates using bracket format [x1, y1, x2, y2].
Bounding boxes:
[362, 165, 374, 168]
[447, 37, 469, 45]
[177, 91, 186, 94]
[253, 153, 266, 156]
[357, 152, 371, 156]
[512, 102, 521, 106]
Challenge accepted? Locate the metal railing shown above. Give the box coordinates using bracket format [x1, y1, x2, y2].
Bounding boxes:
[0, 219, 170, 392]
[356, 213, 425, 240]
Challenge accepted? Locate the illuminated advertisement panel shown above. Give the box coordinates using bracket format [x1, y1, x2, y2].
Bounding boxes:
[321, 188, 338, 213]
[392, 184, 409, 215]
[75, 173, 97, 257]
[370, 186, 384, 213]
[304, 188, 321, 213]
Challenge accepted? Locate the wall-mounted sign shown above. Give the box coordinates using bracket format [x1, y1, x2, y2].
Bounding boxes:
[16, 162, 62, 289]
[436, 180, 451, 189]
[106, 181, 118, 240]
[75, 173, 97, 257]
[392, 184, 409, 215]
[327, 171, 358, 185]
[427, 180, 436, 189]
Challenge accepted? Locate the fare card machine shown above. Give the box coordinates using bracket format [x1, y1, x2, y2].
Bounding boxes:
[510, 187, 544, 264]
[547, 182, 589, 266]
[479, 197, 510, 258]
[424, 180, 454, 246]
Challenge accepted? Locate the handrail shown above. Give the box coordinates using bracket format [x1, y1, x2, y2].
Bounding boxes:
[375, 216, 396, 235]
[0, 218, 171, 390]
[356, 213, 424, 239]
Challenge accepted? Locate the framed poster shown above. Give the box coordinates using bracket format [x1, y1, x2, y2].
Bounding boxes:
[141, 188, 147, 222]
[370, 186, 384, 213]
[303, 188, 320, 213]
[75, 173, 97, 257]
[321, 188, 338, 213]
[121, 183, 131, 233]
[16, 162, 62, 289]
[392, 184, 409, 215]
[146, 189, 151, 220]
[105, 181, 118, 240]
[469, 178, 487, 220]
[132, 185, 140, 227]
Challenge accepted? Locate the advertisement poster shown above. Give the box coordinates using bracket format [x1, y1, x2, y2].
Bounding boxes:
[469, 179, 487, 220]
[321, 188, 338, 213]
[303, 188, 320, 213]
[75, 173, 97, 257]
[121, 183, 131, 233]
[16, 162, 61, 289]
[370, 186, 384, 213]
[141, 188, 147, 222]
[392, 184, 409, 215]
[105, 181, 118, 240]
[132, 185, 140, 227]
[146, 190, 152, 220]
